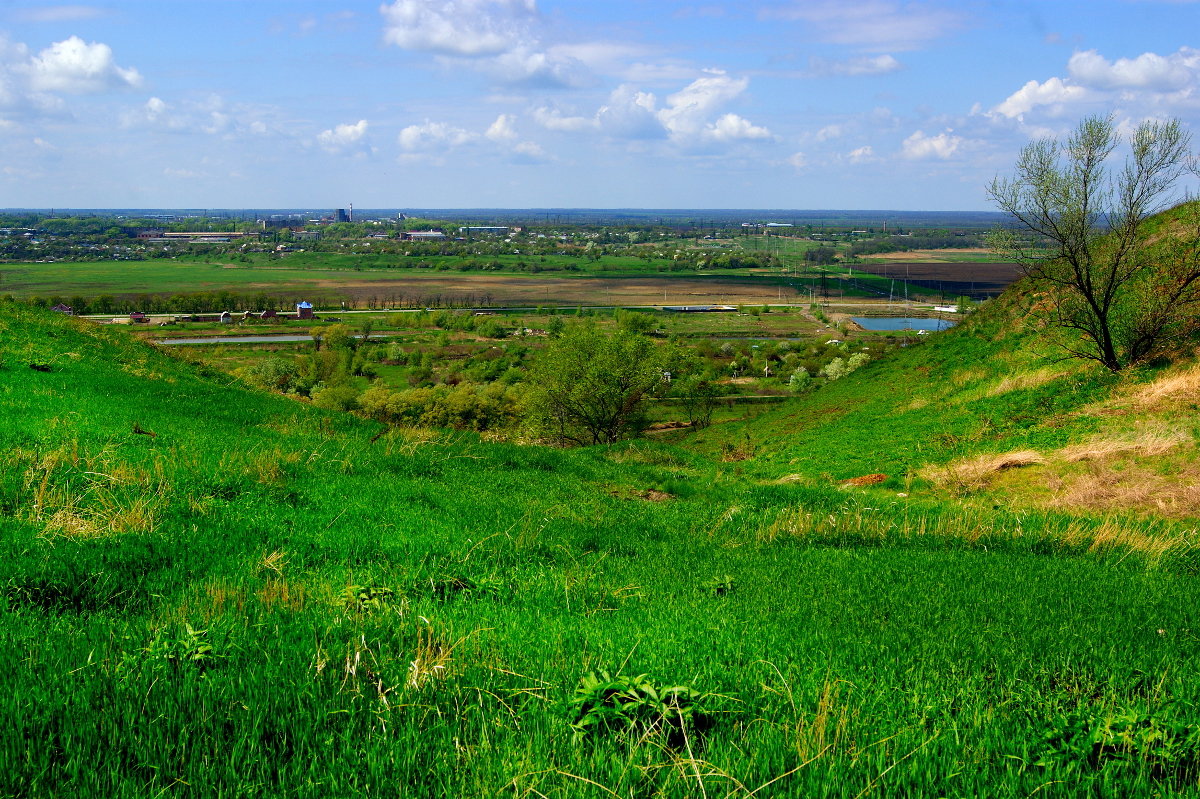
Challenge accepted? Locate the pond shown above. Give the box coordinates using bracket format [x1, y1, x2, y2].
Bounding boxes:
[851, 317, 955, 332]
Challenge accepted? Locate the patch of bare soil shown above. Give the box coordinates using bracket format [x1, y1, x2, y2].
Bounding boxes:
[842, 473, 888, 486]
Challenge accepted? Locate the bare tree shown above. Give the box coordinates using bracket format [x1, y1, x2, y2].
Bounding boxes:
[988, 115, 1200, 371]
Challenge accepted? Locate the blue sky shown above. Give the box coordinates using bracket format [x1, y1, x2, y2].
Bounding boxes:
[1, 0, 1198, 210]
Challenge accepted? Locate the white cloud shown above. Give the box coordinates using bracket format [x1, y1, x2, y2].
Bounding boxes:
[512, 140, 546, 159]
[659, 72, 747, 133]
[398, 120, 476, 151]
[787, 151, 807, 168]
[762, 1, 965, 52]
[816, 124, 844, 141]
[379, 0, 592, 88]
[27, 36, 141, 93]
[989, 47, 1200, 123]
[540, 72, 771, 147]
[486, 113, 518, 141]
[120, 93, 286, 141]
[533, 106, 596, 132]
[1067, 47, 1200, 90]
[848, 145, 876, 164]
[706, 113, 772, 141]
[901, 129, 961, 159]
[991, 77, 1090, 119]
[595, 84, 663, 139]
[807, 54, 903, 76]
[489, 47, 590, 87]
[380, 0, 537, 57]
[318, 119, 369, 152]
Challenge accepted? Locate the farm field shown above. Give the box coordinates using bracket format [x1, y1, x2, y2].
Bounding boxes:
[849, 257, 1022, 298]
[1, 256, 813, 307]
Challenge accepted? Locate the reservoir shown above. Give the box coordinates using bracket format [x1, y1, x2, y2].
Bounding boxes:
[851, 317, 955, 332]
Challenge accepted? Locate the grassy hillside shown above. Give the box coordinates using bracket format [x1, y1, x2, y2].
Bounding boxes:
[690, 286, 1200, 515]
[2, 301, 1200, 797]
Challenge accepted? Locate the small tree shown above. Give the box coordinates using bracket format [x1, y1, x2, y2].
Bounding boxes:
[525, 324, 663, 445]
[988, 115, 1200, 371]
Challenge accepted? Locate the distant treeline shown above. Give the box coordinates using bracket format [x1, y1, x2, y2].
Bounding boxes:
[11, 290, 513, 315]
[848, 233, 985, 257]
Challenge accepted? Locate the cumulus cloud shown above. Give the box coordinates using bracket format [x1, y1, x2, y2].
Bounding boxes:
[989, 47, 1200, 122]
[706, 113, 772, 141]
[380, 0, 537, 56]
[1, 33, 140, 123]
[901, 129, 961, 159]
[991, 76, 1090, 119]
[807, 54, 903, 77]
[121, 93, 283, 140]
[318, 119, 369, 152]
[657, 72, 773, 144]
[762, 1, 965, 52]
[379, 0, 593, 88]
[787, 151, 807, 169]
[815, 124, 845, 142]
[398, 120, 477, 151]
[595, 84, 663, 139]
[848, 145, 876, 164]
[27, 36, 141, 93]
[486, 113, 518, 141]
[512, 139, 547, 160]
[1067, 47, 1200, 90]
[538, 72, 772, 147]
[658, 72, 748, 134]
[533, 106, 596, 132]
[489, 47, 590, 87]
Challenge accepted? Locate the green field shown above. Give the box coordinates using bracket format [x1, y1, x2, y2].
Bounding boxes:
[1, 248, 954, 310]
[2, 295, 1199, 796]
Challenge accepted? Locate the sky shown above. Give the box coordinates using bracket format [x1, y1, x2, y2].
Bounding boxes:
[1, 0, 1199, 211]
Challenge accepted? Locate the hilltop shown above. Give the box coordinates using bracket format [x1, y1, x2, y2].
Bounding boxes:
[1, 296, 1199, 797]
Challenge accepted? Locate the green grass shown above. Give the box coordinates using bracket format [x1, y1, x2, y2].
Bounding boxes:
[2, 302, 1200, 796]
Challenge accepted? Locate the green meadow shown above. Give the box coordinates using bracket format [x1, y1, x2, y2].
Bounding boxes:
[2, 293, 1199, 796]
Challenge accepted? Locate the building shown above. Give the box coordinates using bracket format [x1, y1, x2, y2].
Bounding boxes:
[459, 226, 510, 235]
[335, 209, 349, 223]
[51, 303, 74, 315]
[296, 301, 314, 320]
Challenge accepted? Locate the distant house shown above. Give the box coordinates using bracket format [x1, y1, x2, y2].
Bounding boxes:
[260, 308, 278, 319]
[51, 303, 74, 315]
[219, 311, 233, 324]
[129, 311, 148, 323]
[296, 301, 314, 320]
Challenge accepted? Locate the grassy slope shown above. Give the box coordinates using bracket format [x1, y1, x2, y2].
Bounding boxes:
[691, 269, 1200, 521]
[2, 303, 1200, 797]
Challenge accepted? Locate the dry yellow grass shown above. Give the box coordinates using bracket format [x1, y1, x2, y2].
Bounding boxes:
[1050, 461, 1200, 519]
[1127, 364, 1200, 410]
[1060, 423, 1192, 462]
[8, 440, 169, 539]
[987, 367, 1063, 397]
[921, 449, 1046, 492]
